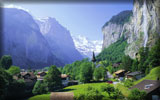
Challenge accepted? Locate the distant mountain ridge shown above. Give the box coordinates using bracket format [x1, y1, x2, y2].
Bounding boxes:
[2, 8, 83, 69]
[72, 34, 102, 58]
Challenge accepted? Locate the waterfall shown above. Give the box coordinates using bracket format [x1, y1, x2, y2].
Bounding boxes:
[143, 0, 148, 47]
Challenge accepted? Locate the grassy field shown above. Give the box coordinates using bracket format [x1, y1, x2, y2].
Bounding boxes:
[28, 82, 131, 100]
[115, 83, 130, 97]
[28, 94, 50, 100]
[61, 83, 109, 96]
[134, 66, 160, 85]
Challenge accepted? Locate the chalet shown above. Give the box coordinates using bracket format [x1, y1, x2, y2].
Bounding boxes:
[130, 80, 160, 100]
[114, 69, 127, 81]
[61, 74, 69, 86]
[126, 71, 143, 80]
[36, 71, 47, 81]
[20, 72, 37, 83]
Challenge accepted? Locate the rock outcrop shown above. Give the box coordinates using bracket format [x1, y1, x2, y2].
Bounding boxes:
[102, 0, 160, 58]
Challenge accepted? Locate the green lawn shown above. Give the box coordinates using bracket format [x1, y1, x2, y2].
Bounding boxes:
[28, 94, 50, 100]
[115, 83, 130, 97]
[134, 66, 160, 85]
[28, 82, 131, 100]
[61, 82, 131, 100]
[28, 83, 113, 100]
[61, 83, 109, 96]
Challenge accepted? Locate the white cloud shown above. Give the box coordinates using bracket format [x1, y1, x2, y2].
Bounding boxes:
[2, 4, 30, 13]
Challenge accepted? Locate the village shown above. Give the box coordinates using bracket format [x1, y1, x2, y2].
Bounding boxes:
[1, 0, 160, 100]
[12, 61, 160, 100]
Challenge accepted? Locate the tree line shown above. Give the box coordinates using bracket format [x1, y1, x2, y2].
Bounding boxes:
[0, 55, 62, 100]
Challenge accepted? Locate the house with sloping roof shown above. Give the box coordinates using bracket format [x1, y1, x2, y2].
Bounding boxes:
[20, 72, 37, 84]
[126, 71, 143, 80]
[114, 69, 128, 81]
[130, 80, 160, 100]
[61, 74, 69, 86]
[114, 69, 127, 77]
[36, 71, 47, 81]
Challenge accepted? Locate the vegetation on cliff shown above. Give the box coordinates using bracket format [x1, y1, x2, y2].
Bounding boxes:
[96, 36, 128, 63]
[102, 10, 133, 28]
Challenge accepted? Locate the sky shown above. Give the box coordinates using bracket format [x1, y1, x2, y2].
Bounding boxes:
[3, 2, 133, 41]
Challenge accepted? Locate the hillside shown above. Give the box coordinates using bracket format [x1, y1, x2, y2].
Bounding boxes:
[96, 36, 128, 63]
[134, 66, 160, 85]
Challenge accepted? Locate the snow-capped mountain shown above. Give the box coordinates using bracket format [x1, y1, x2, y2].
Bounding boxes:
[72, 34, 103, 58]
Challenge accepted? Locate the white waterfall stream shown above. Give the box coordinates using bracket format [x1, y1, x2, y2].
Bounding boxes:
[143, 0, 148, 47]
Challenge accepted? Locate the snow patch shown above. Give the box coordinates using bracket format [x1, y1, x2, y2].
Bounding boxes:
[3, 4, 30, 13]
[72, 34, 103, 58]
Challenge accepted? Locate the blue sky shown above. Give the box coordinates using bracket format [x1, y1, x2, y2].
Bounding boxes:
[4, 2, 133, 40]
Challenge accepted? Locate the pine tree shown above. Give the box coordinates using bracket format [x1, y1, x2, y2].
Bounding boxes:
[148, 39, 160, 67]
[92, 51, 96, 63]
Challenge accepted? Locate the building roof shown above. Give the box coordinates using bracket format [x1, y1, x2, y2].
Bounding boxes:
[130, 80, 160, 93]
[114, 69, 125, 74]
[127, 71, 142, 76]
[61, 74, 69, 78]
[37, 71, 47, 75]
[20, 72, 37, 80]
[20, 72, 28, 76]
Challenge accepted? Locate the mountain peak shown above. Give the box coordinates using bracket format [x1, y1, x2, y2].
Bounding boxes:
[72, 34, 102, 58]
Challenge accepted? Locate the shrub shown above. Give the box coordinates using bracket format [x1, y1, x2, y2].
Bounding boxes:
[32, 80, 48, 95]
[128, 88, 146, 100]
[0, 55, 12, 69]
[124, 79, 133, 88]
[101, 84, 114, 97]
[75, 86, 103, 100]
[7, 66, 20, 75]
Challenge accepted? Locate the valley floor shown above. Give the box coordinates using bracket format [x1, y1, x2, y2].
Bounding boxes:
[28, 82, 129, 100]
[28, 66, 160, 100]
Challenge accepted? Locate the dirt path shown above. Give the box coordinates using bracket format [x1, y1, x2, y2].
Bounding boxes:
[50, 92, 74, 100]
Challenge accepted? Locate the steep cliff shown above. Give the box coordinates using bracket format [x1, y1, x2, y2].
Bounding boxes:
[36, 17, 83, 64]
[2, 8, 64, 69]
[102, 0, 160, 58]
[102, 10, 132, 49]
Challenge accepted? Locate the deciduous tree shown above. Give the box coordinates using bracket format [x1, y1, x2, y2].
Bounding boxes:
[44, 65, 62, 91]
[0, 55, 12, 69]
[80, 62, 93, 83]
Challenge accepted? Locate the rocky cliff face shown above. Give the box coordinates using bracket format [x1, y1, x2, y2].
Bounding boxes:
[36, 17, 83, 64]
[102, 0, 160, 58]
[2, 8, 63, 69]
[102, 10, 133, 49]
